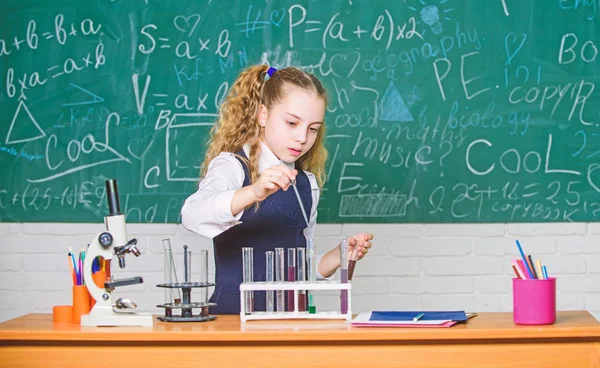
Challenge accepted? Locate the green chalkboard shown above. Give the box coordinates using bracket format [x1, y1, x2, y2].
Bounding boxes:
[1, 0, 600, 223]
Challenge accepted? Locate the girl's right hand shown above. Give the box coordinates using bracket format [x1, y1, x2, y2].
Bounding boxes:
[252, 165, 298, 201]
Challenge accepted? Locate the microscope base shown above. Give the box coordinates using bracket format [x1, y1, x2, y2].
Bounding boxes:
[81, 305, 153, 327]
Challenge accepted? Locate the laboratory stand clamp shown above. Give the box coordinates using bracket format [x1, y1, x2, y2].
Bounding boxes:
[81, 179, 153, 327]
[156, 242, 217, 322]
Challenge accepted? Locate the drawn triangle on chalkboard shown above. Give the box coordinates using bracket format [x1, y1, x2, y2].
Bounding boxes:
[62, 83, 105, 106]
[379, 81, 414, 122]
[5, 99, 46, 145]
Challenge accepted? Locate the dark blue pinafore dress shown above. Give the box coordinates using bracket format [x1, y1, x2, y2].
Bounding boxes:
[209, 151, 313, 314]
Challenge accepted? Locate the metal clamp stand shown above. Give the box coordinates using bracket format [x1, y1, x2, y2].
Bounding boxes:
[156, 244, 217, 322]
[156, 282, 217, 322]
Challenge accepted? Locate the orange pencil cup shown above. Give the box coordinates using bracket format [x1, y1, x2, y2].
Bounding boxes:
[53, 305, 73, 323]
[90, 271, 107, 307]
[72, 285, 92, 324]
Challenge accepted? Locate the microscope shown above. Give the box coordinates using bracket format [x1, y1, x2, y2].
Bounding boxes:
[80, 179, 153, 327]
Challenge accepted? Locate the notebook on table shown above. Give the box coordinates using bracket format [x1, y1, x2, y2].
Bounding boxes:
[351, 310, 468, 328]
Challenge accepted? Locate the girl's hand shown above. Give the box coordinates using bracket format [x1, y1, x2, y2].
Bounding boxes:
[347, 233, 374, 261]
[252, 164, 297, 201]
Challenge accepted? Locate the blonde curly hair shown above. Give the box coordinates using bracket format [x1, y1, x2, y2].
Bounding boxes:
[201, 65, 328, 191]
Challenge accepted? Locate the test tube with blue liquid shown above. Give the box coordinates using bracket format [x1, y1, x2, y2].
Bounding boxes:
[340, 238, 348, 314]
[266, 251, 274, 312]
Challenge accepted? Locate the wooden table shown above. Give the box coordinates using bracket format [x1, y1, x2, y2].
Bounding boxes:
[1, 311, 599, 367]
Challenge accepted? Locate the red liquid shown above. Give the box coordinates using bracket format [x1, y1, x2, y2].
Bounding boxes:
[348, 260, 357, 280]
[340, 269, 348, 314]
[298, 293, 307, 312]
[287, 266, 296, 311]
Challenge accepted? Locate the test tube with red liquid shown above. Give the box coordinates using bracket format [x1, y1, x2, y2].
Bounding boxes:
[340, 239, 348, 314]
[287, 248, 296, 311]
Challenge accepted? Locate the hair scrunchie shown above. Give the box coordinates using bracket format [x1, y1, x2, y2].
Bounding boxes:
[266, 66, 277, 77]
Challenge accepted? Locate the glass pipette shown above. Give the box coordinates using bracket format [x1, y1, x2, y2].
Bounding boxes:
[287, 167, 315, 313]
[292, 184, 309, 227]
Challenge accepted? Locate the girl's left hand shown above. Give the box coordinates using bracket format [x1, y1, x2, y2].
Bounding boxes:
[346, 233, 374, 260]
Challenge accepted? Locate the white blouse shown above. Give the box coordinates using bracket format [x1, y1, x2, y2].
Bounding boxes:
[181, 141, 330, 279]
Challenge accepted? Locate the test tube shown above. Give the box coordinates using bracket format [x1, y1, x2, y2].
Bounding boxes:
[307, 239, 316, 314]
[297, 247, 306, 312]
[287, 248, 296, 311]
[162, 239, 181, 304]
[183, 245, 189, 283]
[348, 243, 360, 280]
[340, 239, 349, 314]
[182, 245, 191, 306]
[266, 251, 274, 312]
[199, 250, 209, 316]
[163, 240, 173, 311]
[242, 247, 254, 313]
[275, 247, 285, 312]
[187, 248, 192, 282]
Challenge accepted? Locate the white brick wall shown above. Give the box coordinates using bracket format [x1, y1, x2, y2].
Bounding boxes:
[0, 222, 599, 322]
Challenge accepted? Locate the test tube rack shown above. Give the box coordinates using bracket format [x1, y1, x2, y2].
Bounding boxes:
[156, 281, 217, 322]
[239, 281, 352, 322]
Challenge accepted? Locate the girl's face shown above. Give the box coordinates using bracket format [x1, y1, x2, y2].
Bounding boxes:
[259, 86, 326, 163]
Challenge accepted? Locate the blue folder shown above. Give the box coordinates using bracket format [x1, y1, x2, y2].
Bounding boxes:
[370, 311, 468, 322]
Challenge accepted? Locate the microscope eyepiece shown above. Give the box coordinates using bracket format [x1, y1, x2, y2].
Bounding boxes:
[105, 179, 122, 216]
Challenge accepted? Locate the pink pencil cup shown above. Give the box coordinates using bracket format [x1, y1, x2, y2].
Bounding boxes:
[512, 277, 556, 325]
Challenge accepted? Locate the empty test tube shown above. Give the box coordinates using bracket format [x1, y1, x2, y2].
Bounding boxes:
[297, 247, 306, 312]
[182, 245, 191, 306]
[163, 240, 174, 316]
[275, 248, 285, 312]
[266, 251, 274, 312]
[307, 239, 316, 313]
[242, 247, 254, 313]
[199, 250, 209, 316]
[183, 245, 189, 283]
[186, 248, 192, 282]
[162, 239, 181, 304]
